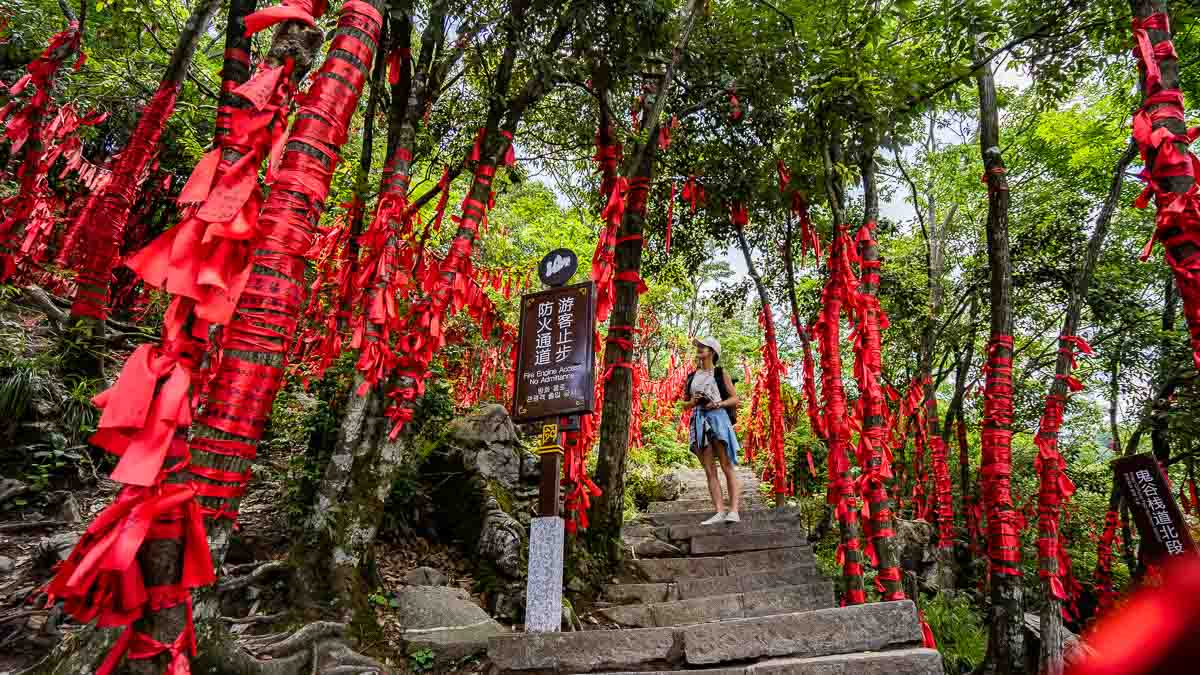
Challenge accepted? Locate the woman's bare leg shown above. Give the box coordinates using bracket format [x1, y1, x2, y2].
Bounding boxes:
[700, 445, 725, 513]
[715, 441, 740, 513]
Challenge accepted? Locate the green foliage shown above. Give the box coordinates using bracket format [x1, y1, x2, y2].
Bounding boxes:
[923, 594, 987, 674]
[407, 647, 436, 672]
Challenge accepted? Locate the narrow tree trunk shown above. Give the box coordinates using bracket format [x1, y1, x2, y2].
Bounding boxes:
[590, 0, 705, 560]
[856, 148, 903, 600]
[976, 39, 1025, 675]
[1034, 139, 1136, 675]
[68, 0, 221, 329]
[734, 222, 788, 500]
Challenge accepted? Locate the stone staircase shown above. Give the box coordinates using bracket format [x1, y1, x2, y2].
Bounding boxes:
[488, 469, 943, 674]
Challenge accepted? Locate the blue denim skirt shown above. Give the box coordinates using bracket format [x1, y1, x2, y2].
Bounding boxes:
[690, 407, 741, 465]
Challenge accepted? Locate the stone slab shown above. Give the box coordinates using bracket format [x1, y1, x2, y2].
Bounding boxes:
[683, 601, 924, 665]
[650, 592, 744, 627]
[621, 555, 727, 582]
[524, 516, 564, 633]
[637, 506, 800, 528]
[673, 574, 741, 600]
[596, 603, 656, 628]
[488, 627, 680, 672]
[737, 564, 821, 593]
[749, 648, 945, 674]
[724, 546, 813, 574]
[691, 531, 810, 555]
[604, 582, 673, 604]
[649, 497, 765, 513]
[741, 585, 833, 617]
[602, 649, 943, 675]
[668, 517, 803, 542]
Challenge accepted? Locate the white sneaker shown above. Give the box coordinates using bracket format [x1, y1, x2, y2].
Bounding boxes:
[701, 512, 727, 525]
[724, 511, 741, 523]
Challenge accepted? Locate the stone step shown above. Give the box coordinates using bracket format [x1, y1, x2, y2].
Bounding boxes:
[594, 583, 835, 628]
[620, 546, 814, 583]
[683, 602, 925, 666]
[690, 530, 809, 556]
[604, 563, 824, 605]
[635, 505, 800, 528]
[649, 497, 766, 513]
[604, 648, 944, 674]
[666, 516, 803, 542]
[488, 601, 928, 673]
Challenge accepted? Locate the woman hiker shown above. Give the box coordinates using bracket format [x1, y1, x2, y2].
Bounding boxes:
[684, 337, 742, 525]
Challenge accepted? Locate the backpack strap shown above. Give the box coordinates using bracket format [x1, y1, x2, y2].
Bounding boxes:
[715, 366, 731, 401]
[685, 371, 695, 398]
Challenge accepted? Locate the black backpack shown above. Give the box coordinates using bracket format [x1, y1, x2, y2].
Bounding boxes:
[684, 367, 737, 425]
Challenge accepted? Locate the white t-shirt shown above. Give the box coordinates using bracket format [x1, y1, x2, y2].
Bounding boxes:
[690, 369, 722, 404]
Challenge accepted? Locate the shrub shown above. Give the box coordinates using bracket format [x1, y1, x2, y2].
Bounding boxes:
[923, 593, 987, 674]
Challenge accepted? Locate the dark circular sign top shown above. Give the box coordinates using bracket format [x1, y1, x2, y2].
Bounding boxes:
[538, 248, 578, 287]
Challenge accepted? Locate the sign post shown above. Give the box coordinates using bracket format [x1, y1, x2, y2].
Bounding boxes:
[512, 249, 595, 633]
[1113, 453, 1198, 563]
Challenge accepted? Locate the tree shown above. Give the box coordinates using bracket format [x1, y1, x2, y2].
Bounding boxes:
[975, 40, 1025, 675]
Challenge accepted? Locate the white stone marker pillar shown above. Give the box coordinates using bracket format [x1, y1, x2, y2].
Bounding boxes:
[524, 515, 565, 632]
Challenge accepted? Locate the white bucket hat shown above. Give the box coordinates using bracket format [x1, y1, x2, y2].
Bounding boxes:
[693, 337, 721, 357]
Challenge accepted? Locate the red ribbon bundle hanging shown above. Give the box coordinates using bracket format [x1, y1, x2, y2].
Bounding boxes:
[681, 174, 704, 213]
[69, 78, 182, 320]
[128, 47, 300, 326]
[758, 302, 790, 498]
[384, 126, 516, 437]
[741, 364, 766, 463]
[981, 334, 1020, 577]
[1093, 508, 1121, 614]
[0, 22, 84, 281]
[1035, 335, 1087, 611]
[1128, 13, 1200, 371]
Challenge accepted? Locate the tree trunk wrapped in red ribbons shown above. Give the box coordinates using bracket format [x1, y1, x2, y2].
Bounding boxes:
[977, 38, 1025, 672]
[854, 152, 904, 601]
[127, 0, 319, 329]
[69, 0, 223, 322]
[732, 207, 789, 500]
[816, 224, 866, 605]
[1128, 2, 1200, 372]
[56, 5, 375, 671]
[0, 20, 83, 280]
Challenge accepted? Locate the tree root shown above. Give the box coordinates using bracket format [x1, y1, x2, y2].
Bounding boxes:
[206, 620, 389, 675]
[216, 560, 290, 593]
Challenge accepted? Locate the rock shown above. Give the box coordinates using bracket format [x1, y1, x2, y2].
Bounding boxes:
[489, 626, 679, 673]
[55, 492, 82, 522]
[0, 478, 29, 504]
[478, 497, 523, 577]
[36, 532, 79, 567]
[519, 452, 541, 483]
[392, 586, 507, 666]
[893, 519, 935, 570]
[0, 556, 14, 574]
[492, 582, 526, 623]
[449, 404, 519, 448]
[403, 566, 449, 586]
[656, 472, 683, 501]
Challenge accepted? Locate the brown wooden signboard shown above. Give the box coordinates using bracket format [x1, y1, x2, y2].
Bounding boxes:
[1113, 452, 1198, 562]
[511, 281, 596, 423]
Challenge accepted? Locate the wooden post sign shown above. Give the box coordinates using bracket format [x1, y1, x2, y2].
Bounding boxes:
[1113, 453, 1198, 563]
[512, 252, 596, 424]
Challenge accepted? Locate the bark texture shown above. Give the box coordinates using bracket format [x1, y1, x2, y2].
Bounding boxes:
[856, 148, 903, 600]
[589, 0, 705, 560]
[976, 40, 1024, 675]
[1034, 140, 1135, 675]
